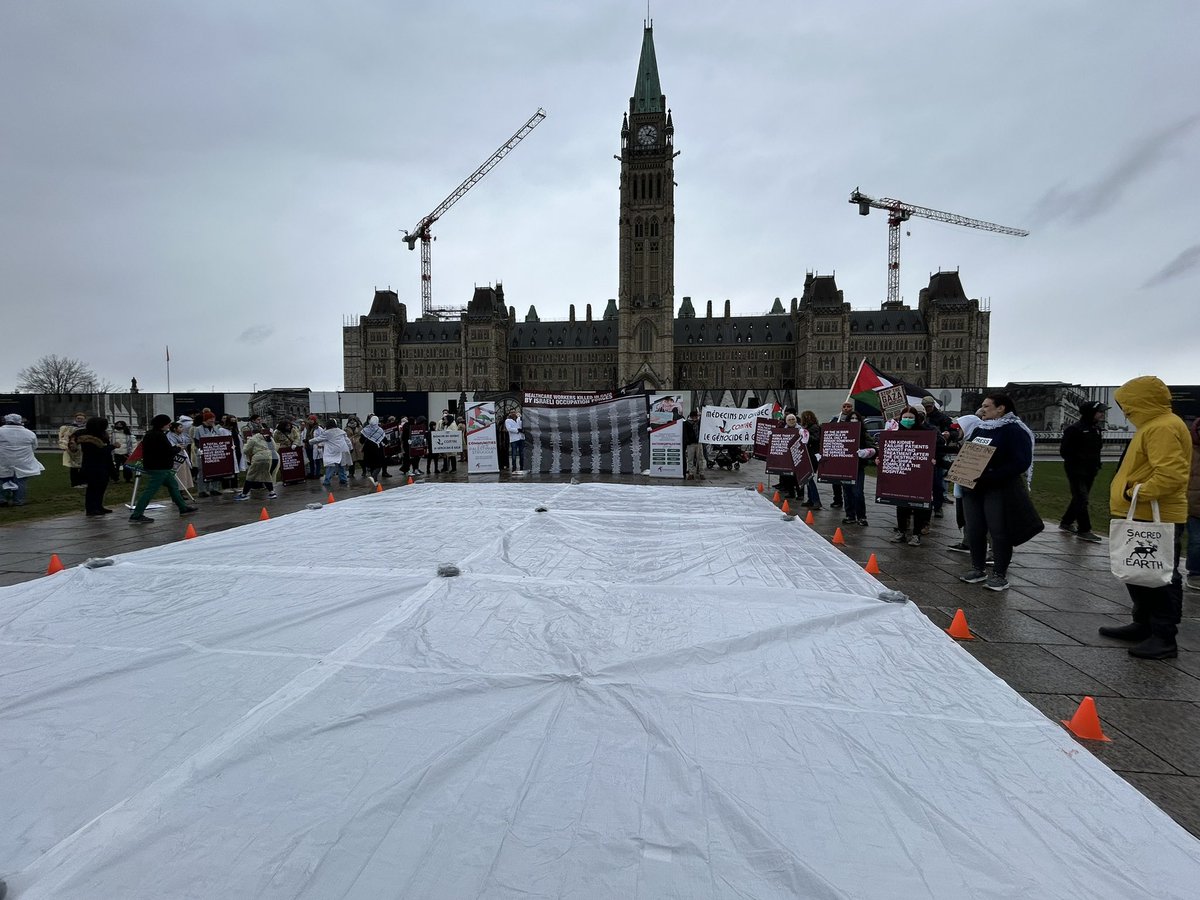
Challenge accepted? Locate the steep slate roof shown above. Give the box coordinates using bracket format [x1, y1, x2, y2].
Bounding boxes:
[921, 271, 969, 303]
[367, 289, 405, 318]
[632, 27, 663, 113]
[849, 310, 927, 333]
[511, 320, 619, 350]
[801, 274, 844, 306]
[674, 315, 794, 345]
[400, 322, 461, 343]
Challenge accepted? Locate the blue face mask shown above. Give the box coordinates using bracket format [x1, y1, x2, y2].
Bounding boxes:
[900, 417, 916, 428]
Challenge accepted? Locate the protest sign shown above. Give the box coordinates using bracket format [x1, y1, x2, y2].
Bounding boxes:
[698, 403, 774, 445]
[752, 416, 776, 460]
[817, 421, 861, 483]
[649, 394, 685, 426]
[790, 436, 815, 485]
[431, 431, 463, 454]
[649, 419, 684, 478]
[874, 430, 937, 506]
[278, 447, 305, 484]
[197, 435, 235, 479]
[945, 441, 997, 489]
[466, 402, 499, 474]
[522, 392, 649, 474]
[876, 384, 908, 422]
[765, 426, 800, 475]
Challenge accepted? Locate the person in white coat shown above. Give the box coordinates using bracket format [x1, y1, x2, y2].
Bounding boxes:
[319, 419, 351, 488]
[0, 413, 44, 506]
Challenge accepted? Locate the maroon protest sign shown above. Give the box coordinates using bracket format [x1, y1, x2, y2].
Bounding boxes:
[278, 447, 305, 484]
[817, 421, 860, 483]
[874, 430, 937, 506]
[752, 416, 775, 460]
[789, 435, 815, 485]
[197, 435, 235, 479]
[765, 426, 799, 474]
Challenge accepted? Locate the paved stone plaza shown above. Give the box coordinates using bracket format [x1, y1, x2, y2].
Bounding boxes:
[2, 462, 1197, 838]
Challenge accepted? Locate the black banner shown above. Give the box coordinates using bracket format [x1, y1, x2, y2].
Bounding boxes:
[522, 392, 649, 474]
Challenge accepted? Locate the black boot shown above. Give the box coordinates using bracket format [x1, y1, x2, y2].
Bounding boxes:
[1128, 634, 1178, 660]
[1098, 622, 1152, 641]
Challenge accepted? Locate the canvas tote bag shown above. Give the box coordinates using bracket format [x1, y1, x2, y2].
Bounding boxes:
[1109, 484, 1174, 587]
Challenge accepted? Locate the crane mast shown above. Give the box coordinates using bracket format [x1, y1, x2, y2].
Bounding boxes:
[849, 189, 1029, 309]
[403, 108, 547, 319]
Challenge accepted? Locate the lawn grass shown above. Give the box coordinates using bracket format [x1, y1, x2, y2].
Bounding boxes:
[0, 452, 183, 526]
[1028, 460, 1116, 530]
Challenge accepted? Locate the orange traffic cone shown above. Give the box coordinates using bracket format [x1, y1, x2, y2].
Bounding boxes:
[781, 499, 791, 515]
[832, 527, 845, 545]
[864, 553, 880, 575]
[375, 482, 384, 493]
[757, 482, 765, 493]
[407, 476, 414, 485]
[1062, 696, 1111, 742]
[46, 553, 65, 575]
[184, 523, 198, 540]
[327, 492, 336, 504]
[771, 489, 781, 504]
[945, 608, 974, 640]
[259, 507, 270, 521]
[804, 510, 815, 525]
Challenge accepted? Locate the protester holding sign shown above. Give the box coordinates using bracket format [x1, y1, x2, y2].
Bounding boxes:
[683, 410, 704, 480]
[827, 413, 875, 527]
[129, 415, 198, 524]
[195, 412, 232, 497]
[799, 410, 823, 509]
[1101, 376, 1191, 659]
[958, 393, 1038, 593]
[884, 407, 941, 546]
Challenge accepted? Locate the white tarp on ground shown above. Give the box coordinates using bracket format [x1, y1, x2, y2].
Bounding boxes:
[1, 484, 1198, 898]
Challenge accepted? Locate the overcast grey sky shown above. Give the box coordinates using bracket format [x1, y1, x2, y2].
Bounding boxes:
[2, 0, 1197, 393]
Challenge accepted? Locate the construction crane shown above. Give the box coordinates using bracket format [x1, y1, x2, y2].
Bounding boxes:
[849, 189, 1029, 309]
[403, 108, 547, 319]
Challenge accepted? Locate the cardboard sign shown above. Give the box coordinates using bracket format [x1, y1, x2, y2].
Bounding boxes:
[278, 447, 305, 484]
[197, 435, 235, 479]
[945, 441, 998, 489]
[876, 384, 908, 422]
[817, 421, 861, 483]
[765, 426, 800, 475]
[874, 430, 937, 506]
[752, 416, 775, 460]
[431, 431, 463, 454]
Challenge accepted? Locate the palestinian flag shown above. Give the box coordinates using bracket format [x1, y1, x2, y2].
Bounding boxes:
[847, 359, 937, 416]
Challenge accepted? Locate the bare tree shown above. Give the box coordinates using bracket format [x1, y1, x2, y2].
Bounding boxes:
[15, 354, 116, 393]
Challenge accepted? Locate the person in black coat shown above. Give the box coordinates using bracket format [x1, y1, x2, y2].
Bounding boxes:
[77, 417, 114, 516]
[1058, 399, 1108, 541]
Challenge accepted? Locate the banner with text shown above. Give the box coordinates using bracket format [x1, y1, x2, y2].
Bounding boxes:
[817, 421, 861, 483]
[698, 403, 774, 445]
[523, 391, 649, 474]
[876, 384, 909, 422]
[466, 402, 500, 474]
[197, 435, 236, 480]
[790, 434, 815, 485]
[874, 430, 937, 506]
[649, 420, 684, 478]
[432, 431, 463, 454]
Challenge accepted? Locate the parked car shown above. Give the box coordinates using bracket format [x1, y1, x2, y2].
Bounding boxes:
[862, 416, 886, 442]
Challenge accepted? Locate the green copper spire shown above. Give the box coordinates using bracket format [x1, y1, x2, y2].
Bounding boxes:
[632, 26, 662, 113]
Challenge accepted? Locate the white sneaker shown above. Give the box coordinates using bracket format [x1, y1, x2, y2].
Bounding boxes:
[367, 476, 376, 487]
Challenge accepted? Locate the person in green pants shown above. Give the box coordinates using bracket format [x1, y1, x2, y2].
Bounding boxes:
[130, 414, 198, 523]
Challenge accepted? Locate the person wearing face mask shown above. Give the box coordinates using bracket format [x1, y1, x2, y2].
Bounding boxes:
[827, 401, 855, 509]
[889, 406, 943, 547]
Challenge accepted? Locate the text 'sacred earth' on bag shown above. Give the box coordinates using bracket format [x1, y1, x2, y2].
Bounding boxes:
[817, 421, 861, 483]
[1110, 484, 1175, 588]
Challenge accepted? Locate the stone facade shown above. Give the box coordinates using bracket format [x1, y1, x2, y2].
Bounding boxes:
[342, 27, 990, 396]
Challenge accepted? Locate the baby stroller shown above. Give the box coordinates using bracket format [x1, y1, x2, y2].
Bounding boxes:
[707, 445, 748, 471]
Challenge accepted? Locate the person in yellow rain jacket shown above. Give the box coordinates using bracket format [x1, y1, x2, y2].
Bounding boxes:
[1102, 376, 1192, 659]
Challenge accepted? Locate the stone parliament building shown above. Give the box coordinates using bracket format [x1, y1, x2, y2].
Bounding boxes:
[343, 25, 990, 402]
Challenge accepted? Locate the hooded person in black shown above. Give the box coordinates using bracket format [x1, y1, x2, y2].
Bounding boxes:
[1058, 399, 1108, 541]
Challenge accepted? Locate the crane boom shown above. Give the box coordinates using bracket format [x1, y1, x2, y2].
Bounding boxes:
[849, 189, 1028, 308]
[403, 108, 547, 319]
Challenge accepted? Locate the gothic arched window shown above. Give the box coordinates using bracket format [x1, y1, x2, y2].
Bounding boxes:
[636, 321, 654, 352]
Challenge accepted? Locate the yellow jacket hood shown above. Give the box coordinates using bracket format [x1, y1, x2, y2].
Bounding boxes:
[1114, 376, 1172, 428]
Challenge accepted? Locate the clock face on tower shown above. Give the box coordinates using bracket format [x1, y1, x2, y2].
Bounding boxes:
[637, 124, 657, 146]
